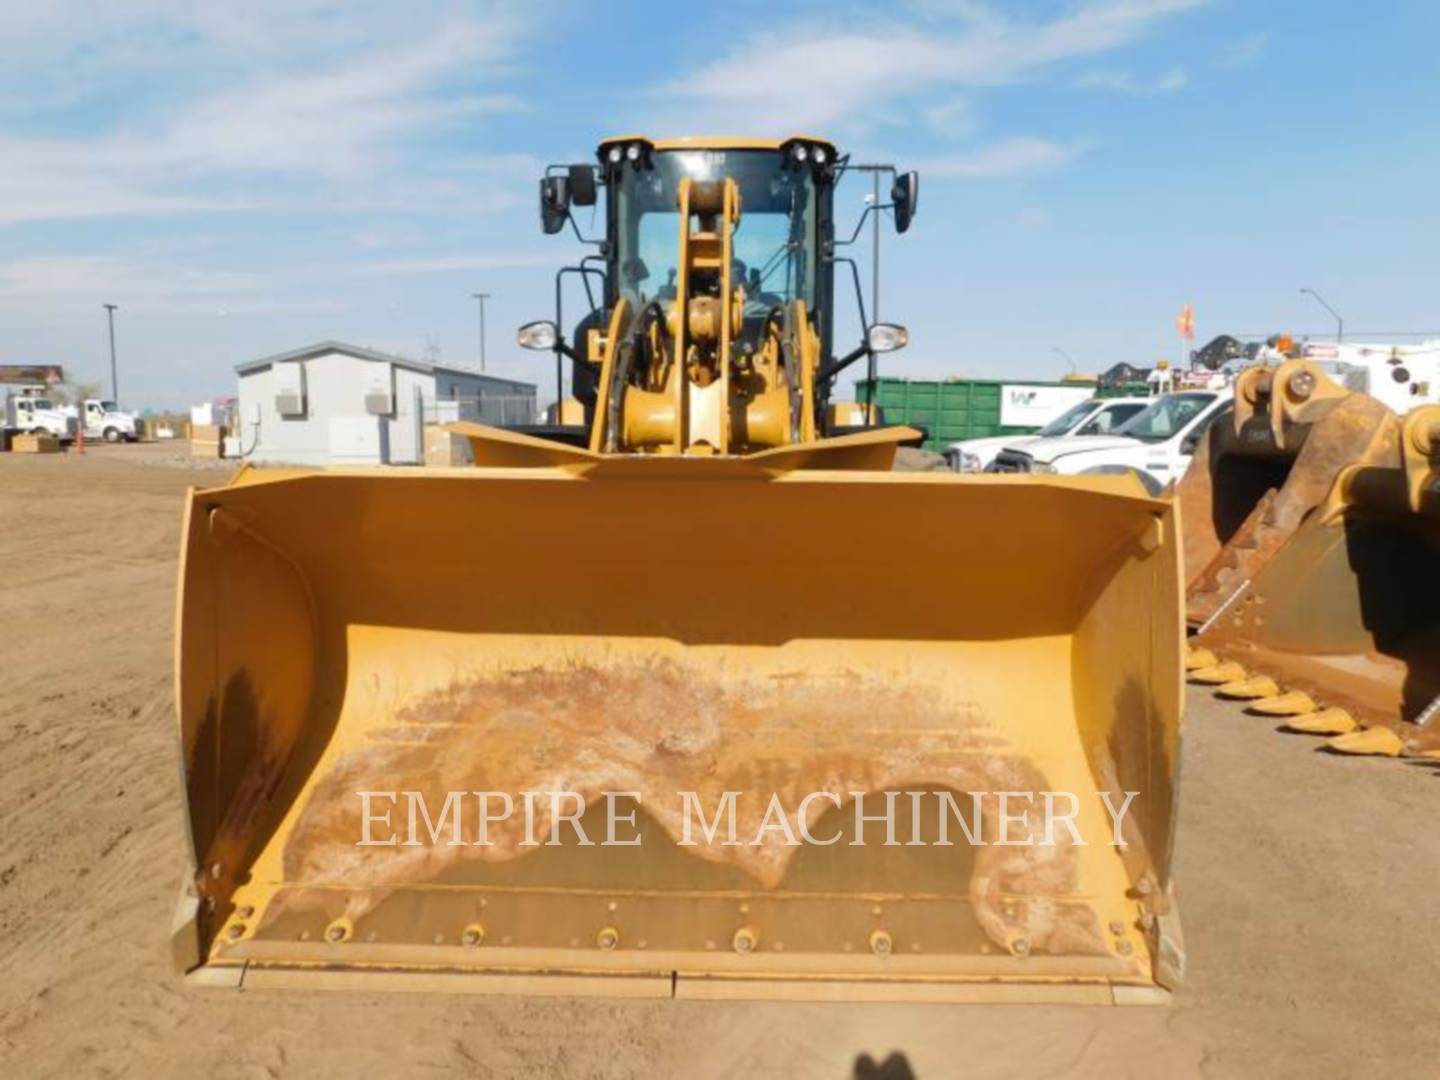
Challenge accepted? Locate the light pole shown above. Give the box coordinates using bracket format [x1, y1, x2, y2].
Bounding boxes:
[471, 292, 491, 372]
[1052, 347, 1076, 375]
[1299, 287, 1344, 343]
[103, 303, 119, 404]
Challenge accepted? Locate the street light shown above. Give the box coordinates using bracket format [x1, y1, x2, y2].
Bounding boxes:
[1052, 347, 1077, 374]
[471, 292, 492, 372]
[103, 303, 119, 404]
[1299, 288, 1344, 343]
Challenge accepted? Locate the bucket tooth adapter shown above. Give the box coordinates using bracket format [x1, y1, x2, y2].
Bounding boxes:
[1179, 359, 1401, 629]
[1193, 405, 1440, 754]
[173, 135, 1186, 1002]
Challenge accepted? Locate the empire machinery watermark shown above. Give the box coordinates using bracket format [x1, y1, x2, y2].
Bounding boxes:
[353, 789, 1140, 848]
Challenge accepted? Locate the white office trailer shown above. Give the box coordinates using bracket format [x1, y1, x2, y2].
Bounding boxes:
[234, 341, 536, 465]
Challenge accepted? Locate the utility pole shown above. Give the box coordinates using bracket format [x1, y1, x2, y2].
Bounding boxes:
[472, 292, 491, 372]
[103, 303, 119, 404]
[1299, 288, 1344, 343]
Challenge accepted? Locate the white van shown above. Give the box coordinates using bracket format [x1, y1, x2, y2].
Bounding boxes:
[987, 390, 1232, 494]
[945, 396, 1150, 472]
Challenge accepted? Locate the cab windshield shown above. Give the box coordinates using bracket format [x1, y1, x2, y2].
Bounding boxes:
[613, 149, 818, 313]
[1036, 401, 1099, 438]
[1115, 392, 1217, 443]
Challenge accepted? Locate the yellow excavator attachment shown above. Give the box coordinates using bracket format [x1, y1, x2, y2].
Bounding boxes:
[1179, 359, 1400, 628]
[173, 431, 1184, 1001]
[1192, 405, 1440, 754]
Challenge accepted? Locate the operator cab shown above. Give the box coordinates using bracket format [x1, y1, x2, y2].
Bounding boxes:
[518, 136, 918, 449]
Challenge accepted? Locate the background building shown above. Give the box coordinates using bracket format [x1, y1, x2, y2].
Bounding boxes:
[234, 341, 535, 465]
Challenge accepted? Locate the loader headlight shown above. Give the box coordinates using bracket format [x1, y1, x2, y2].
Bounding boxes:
[625, 143, 641, 162]
[813, 146, 828, 165]
[792, 143, 809, 163]
[517, 320, 558, 351]
[607, 146, 623, 164]
[867, 323, 909, 353]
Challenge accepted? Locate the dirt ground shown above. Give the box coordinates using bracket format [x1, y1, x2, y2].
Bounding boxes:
[1, 443, 1436, 1079]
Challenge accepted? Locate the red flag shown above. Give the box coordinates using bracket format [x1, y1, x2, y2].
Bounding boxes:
[1175, 303, 1195, 341]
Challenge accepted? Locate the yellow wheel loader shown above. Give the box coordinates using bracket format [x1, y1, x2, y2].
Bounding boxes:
[173, 136, 1185, 1002]
[1179, 358, 1400, 628]
[1190, 404, 1440, 755]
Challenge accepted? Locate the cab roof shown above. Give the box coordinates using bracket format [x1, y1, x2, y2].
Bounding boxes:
[598, 135, 837, 153]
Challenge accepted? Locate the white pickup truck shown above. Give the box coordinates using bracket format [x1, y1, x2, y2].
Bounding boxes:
[63, 399, 141, 442]
[945, 396, 1150, 472]
[986, 390, 1232, 494]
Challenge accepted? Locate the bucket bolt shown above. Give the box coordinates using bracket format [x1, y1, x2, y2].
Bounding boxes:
[596, 926, 620, 950]
[733, 927, 759, 954]
[461, 923, 485, 947]
[869, 929, 893, 957]
[324, 917, 354, 944]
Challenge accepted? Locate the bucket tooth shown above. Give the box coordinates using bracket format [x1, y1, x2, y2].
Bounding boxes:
[1327, 727, 1405, 757]
[1216, 675, 1280, 700]
[1189, 661, 1247, 685]
[1184, 646, 1217, 671]
[1283, 708, 1357, 736]
[1250, 691, 1318, 716]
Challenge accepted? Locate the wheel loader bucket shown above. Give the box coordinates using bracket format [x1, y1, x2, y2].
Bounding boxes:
[1193, 405, 1440, 753]
[174, 440, 1185, 1002]
[1178, 360, 1400, 628]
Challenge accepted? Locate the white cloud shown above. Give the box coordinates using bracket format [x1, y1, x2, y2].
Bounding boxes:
[0, 6, 534, 225]
[650, 0, 1208, 133]
[1076, 66, 1188, 95]
[0, 247, 562, 315]
[913, 137, 1084, 178]
[328, 252, 562, 277]
[1220, 32, 1267, 68]
[924, 97, 980, 138]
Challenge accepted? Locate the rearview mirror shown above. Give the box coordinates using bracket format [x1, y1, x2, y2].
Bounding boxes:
[517, 320, 559, 351]
[867, 323, 909, 353]
[892, 171, 919, 234]
[539, 176, 570, 235]
[568, 164, 597, 207]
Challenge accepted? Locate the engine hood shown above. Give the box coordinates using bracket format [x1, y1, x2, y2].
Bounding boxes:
[948, 435, 1036, 455]
[1019, 434, 1143, 464]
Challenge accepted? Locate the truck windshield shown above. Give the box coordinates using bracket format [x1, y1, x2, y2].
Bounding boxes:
[1075, 401, 1146, 435]
[613, 149, 818, 312]
[1036, 401, 1099, 438]
[1115, 392, 1217, 443]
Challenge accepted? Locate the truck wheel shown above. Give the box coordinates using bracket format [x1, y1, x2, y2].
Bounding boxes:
[103, 426, 121, 443]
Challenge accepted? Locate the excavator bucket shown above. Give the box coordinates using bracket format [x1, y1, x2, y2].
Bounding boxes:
[1192, 405, 1440, 754]
[173, 430, 1185, 1002]
[1179, 359, 1400, 628]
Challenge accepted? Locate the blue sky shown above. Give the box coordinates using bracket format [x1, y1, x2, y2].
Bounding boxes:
[2, 0, 1438, 410]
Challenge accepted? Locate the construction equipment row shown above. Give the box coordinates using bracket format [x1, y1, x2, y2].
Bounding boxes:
[1178, 360, 1439, 758]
